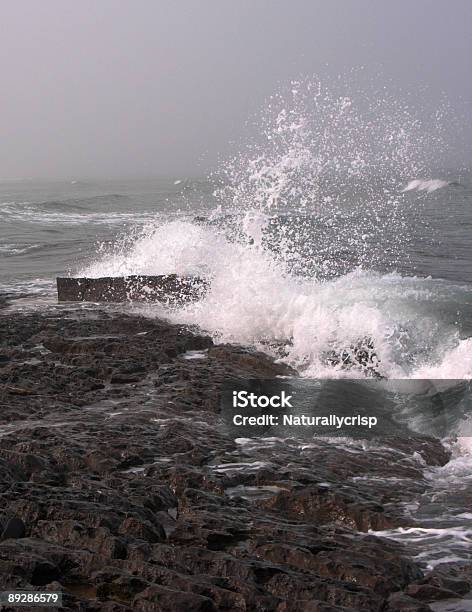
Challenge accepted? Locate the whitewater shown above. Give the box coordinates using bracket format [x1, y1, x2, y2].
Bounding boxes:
[82, 216, 471, 381]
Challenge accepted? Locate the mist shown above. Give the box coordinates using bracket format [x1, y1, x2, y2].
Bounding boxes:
[0, 0, 471, 179]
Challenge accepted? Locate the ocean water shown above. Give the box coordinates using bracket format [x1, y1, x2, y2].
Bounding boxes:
[1, 81, 472, 583]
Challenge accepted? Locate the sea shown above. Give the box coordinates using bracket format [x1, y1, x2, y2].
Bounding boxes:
[1, 81, 471, 601]
[1, 173, 471, 381]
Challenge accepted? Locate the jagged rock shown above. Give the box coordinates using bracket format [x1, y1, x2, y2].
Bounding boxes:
[405, 582, 467, 601]
[407, 564, 471, 599]
[132, 586, 217, 611]
[0, 308, 459, 610]
[386, 591, 433, 611]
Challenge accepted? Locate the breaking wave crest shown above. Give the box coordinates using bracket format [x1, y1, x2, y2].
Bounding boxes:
[83, 217, 472, 380]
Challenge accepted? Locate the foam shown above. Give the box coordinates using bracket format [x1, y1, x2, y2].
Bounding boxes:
[412, 338, 472, 379]
[402, 178, 450, 193]
[82, 217, 471, 380]
[0, 200, 155, 226]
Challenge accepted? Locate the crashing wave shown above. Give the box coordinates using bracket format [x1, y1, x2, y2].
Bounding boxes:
[82, 79, 468, 380]
[81, 217, 472, 380]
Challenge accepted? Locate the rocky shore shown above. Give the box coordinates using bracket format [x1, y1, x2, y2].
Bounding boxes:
[0, 299, 470, 611]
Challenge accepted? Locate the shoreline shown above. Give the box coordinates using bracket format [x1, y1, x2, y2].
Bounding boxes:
[0, 302, 470, 610]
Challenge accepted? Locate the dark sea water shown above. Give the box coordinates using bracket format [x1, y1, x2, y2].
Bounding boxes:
[1, 173, 472, 276]
[0, 178, 202, 291]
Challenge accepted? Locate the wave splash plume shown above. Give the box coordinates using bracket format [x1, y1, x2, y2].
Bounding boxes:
[83, 78, 469, 381]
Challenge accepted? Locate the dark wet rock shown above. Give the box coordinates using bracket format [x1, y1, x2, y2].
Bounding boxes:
[208, 345, 296, 377]
[0, 308, 458, 610]
[259, 485, 405, 531]
[0, 539, 64, 586]
[386, 591, 433, 611]
[277, 602, 356, 611]
[132, 585, 217, 611]
[405, 582, 462, 601]
[109, 373, 141, 385]
[407, 564, 471, 599]
[1, 517, 26, 540]
[252, 540, 422, 596]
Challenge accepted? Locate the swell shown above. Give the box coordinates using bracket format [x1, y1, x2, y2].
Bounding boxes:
[0, 194, 131, 223]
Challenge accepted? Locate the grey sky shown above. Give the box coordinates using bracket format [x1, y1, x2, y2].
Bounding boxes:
[1, 0, 471, 179]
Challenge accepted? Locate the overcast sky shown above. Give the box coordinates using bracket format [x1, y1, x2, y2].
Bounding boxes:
[0, 0, 471, 179]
